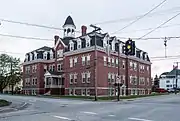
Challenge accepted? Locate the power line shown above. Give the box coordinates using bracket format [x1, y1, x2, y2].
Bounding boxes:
[94, 6, 180, 25]
[117, 23, 180, 34]
[0, 18, 80, 33]
[0, 33, 53, 41]
[138, 12, 180, 40]
[111, 0, 167, 34]
[117, 36, 180, 40]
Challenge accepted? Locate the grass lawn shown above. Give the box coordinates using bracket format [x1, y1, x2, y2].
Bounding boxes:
[42, 93, 168, 101]
[0, 99, 11, 107]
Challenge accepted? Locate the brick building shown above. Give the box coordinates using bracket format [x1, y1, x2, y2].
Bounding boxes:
[22, 16, 152, 96]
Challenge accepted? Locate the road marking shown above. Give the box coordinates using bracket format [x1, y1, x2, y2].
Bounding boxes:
[53, 115, 72, 120]
[128, 117, 153, 121]
[82, 111, 97, 115]
[108, 114, 115, 117]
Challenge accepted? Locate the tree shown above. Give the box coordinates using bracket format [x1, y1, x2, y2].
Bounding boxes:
[0, 54, 21, 94]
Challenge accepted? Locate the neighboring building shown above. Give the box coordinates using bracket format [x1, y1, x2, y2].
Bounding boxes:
[159, 68, 180, 90]
[22, 16, 152, 96]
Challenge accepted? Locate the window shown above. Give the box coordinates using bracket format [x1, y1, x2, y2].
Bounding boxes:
[57, 50, 63, 58]
[34, 52, 37, 60]
[81, 89, 86, 96]
[70, 58, 73, 68]
[57, 64, 62, 72]
[69, 89, 74, 96]
[104, 56, 107, 66]
[86, 55, 90, 65]
[130, 61, 133, 69]
[70, 41, 74, 51]
[74, 73, 77, 83]
[86, 36, 91, 47]
[111, 73, 115, 83]
[108, 57, 111, 67]
[77, 39, 81, 49]
[166, 80, 170, 83]
[86, 89, 90, 96]
[140, 77, 145, 85]
[122, 75, 125, 84]
[134, 62, 137, 70]
[25, 78, 30, 85]
[32, 65, 37, 73]
[82, 73, 86, 83]
[115, 58, 118, 67]
[74, 57, 78, 66]
[29, 53, 33, 61]
[82, 56, 85, 66]
[50, 50, 54, 59]
[87, 72, 90, 83]
[122, 60, 125, 69]
[147, 66, 149, 71]
[112, 58, 115, 67]
[43, 52, 47, 59]
[25, 66, 31, 74]
[108, 73, 111, 82]
[69, 74, 73, 84]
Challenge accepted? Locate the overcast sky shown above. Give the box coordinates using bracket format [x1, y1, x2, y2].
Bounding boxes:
[0, 0, 180, 77]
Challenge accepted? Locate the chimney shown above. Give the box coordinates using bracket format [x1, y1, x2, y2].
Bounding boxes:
[81, 25, 87, 36]
[54, 35, 59, 45]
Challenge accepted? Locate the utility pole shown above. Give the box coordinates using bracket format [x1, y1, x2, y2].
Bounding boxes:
[164, 37, 168, 58]
[174, 62, 180, 94]
[10, 58, 13, 95]
[90, 24, 101, 101]
[117, 40, 121, 101]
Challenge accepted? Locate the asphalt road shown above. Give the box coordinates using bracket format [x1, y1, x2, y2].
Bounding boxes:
[0, 94, 180, 121]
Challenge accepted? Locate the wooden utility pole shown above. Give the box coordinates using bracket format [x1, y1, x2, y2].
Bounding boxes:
[174, 62, 180, 94]
[90, 24, 101, 101]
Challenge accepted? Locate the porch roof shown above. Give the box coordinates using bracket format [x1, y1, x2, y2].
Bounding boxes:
[44, 71, 64, 77]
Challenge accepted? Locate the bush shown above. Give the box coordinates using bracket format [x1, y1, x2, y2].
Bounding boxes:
[0, 99, 11, 107]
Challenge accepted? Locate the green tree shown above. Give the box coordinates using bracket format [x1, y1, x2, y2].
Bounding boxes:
[0, 54, 22, 94]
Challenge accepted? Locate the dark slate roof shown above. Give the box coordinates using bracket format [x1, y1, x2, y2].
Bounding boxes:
[61, 37, 75, 45]
[160, 72, 169, 76]
[63, 16, 76, 28]
[26, 46, 53, 54]
[167, 69, 180, 76]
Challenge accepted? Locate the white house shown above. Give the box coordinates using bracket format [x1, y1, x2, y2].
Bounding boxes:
[159, 69, 180, 90]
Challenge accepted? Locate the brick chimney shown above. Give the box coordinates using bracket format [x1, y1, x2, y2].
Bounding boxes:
[81, 25, 87, 36]
[54, 35, 59, 45]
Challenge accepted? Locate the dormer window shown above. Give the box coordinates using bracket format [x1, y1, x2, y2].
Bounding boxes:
[111, 41, 115, 51]
[43, 51, 47, 60]
[145, 53, 148, 60]
[140, 51, 143, 59]
[69, 40, 74, 51]
[57, 50, 63, 58]
[34, 52, 37, 60]
[85, 36, 91, 47]
[77, 38, 81, 49]
[25, 54, 28, 62]
[29, 53, 33, 61]
[50, 50, 54, 59]
[103, 34, 109, 48]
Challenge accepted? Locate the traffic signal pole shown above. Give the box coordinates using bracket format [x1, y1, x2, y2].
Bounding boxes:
[117, 40, 120, 101]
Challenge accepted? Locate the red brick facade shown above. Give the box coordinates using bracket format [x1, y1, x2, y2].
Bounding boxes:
[22, 16, 151, 96]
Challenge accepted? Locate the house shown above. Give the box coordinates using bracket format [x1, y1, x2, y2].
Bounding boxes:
[22, 16, 152, 96]
[159, 69, 180, 90]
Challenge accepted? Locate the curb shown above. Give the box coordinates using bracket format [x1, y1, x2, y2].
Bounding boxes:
[0, 102, 29, 113]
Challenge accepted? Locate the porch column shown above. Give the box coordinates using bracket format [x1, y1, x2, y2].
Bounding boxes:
[123, 87, 126, 96]
[44, 76, 47, 88]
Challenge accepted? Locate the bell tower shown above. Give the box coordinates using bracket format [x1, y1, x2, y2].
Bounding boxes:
[63, 16, 76, 38]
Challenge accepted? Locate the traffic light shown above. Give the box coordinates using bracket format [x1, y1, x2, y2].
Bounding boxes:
[125, 39, 135, 56]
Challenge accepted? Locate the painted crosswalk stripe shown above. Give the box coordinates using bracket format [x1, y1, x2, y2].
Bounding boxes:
[128, 117, 153, 121]
[53, 115, 72, 120]
[82, 111, 97, 115]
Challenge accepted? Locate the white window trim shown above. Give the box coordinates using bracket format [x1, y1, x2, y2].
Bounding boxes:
[70, 58, 73, 68]
[82, 73, 85, 83]
[77, 38, 82, 49]
[43, 51, 47, 60]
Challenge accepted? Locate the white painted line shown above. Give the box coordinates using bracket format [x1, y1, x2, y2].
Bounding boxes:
[108, 114, 115, 117]
[128, 117, 153, 121]
[82, 111, 97, 115]
[53, 115, 72, 120]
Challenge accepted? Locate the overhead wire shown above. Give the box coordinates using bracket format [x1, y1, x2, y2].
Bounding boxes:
[94, 6, 180, 25]
[0, 18, 81, 33]
[110, 0, 167, 34]
[138, 12, 180, 40]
